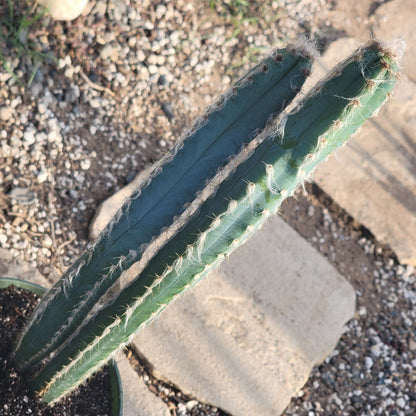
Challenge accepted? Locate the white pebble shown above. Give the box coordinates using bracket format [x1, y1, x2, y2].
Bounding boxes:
[37, 171, 49, 183]
[23, 129, 36, 145]
[396, 397, 406, 408]
[365, 356, 373, 369]
[370, 344, 381, 358]
[0, 233, 7, 244]
[64, 66, 75, 78]
[186, 400, 198, 410]
[90, 99, 101, 109]
[43, 235, 53, 247]
[0, 106, 14, 121]
[80, 159, 91, 170]
[37, 102, 47, 114]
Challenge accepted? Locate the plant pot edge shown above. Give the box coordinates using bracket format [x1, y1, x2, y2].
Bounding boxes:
[0, 276, 123, 416]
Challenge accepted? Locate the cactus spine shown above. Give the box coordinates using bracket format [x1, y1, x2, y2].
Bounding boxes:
[14, 41, 398, 403]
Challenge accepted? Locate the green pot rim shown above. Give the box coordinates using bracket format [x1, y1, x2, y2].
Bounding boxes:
[0, 277, 123, 416]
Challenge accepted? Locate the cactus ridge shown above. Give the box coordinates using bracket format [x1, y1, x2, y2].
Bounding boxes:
[30, 42, 398, 402]
[14, 48, 313, 372]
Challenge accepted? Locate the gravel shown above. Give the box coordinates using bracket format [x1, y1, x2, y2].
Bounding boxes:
[280, 185, 416, 416]
[1, 1, 414, 415]
[0, 0, 331, 278]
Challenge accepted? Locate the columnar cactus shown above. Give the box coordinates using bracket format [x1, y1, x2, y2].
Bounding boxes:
[13, 41, 399, 403]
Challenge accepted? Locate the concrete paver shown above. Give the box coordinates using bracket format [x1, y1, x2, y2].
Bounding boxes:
[372, 0, 416, 82]
[310, 38, 416, 265]
[117, 352, 170, 416]
[0, 248, 51, 288]
[132, 215, 355, 415]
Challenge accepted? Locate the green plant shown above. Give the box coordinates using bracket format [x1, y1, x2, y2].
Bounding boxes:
[209, 0, 280, 39]
[10, 41, 398, 403]
[0, 0, 53, 85]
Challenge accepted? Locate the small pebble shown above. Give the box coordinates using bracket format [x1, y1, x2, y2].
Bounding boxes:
[396, 397, 406, 408]
[37, 171, 49, 183]
[9, 188, 36, 205]
[80, 159, 91, 170]
[364, 356, 373, 369]
[161, 103, 174, 120]
[0, 106, 14, 121]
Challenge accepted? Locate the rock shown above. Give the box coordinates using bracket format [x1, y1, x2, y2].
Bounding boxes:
[0, 248, 49, 288]
[37, 170, 49, 183]
[108, 0, 127, 21]
[0, 234, 7, 244]
[94, 1, 107, 16]
[115, 352, 170, 416]
[161, 103, 175, 120]
[42, 235, 53, 248]
[100, 44, 120, 62]
[131, 215, 355, 416]
[38, 0, 89, 21]
[309, 38, 416, 266]
[371, 0, 416, 82]
[80, 158, 91, 170]
[9, 188, 36, 205]
[158, 74, 168, 86]
[0, 106, 14, 122]
[23, 128, 36, 146]
[65, 85, 80, 104]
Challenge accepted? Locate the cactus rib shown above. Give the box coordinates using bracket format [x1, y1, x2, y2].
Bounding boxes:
[32, 42, 398, 403]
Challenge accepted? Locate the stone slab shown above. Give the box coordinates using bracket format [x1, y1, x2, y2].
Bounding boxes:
[308, 38, 416, 265]
[116, 352, 170, 416]
[131, 215, 355, 416]
[371, 0, 416, 82]
[0, 248, 50, 288]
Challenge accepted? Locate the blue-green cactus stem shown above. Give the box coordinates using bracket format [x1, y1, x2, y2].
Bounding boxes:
[32, 42, 398, 403]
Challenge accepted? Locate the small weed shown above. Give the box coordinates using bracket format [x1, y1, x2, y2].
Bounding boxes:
[209, 0, 283, 38]
[207, 1, 289, 78]
[209, 0, 258, 38]
[0, 0, 54, 86]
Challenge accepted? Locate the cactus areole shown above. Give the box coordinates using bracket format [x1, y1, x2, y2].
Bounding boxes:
[12, 41, 399, 403]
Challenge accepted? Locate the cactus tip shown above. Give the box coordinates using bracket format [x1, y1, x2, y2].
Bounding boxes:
[288, 35, 319, 60]
[360, 39, 405, 69]
[375, 38, 406, 60]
